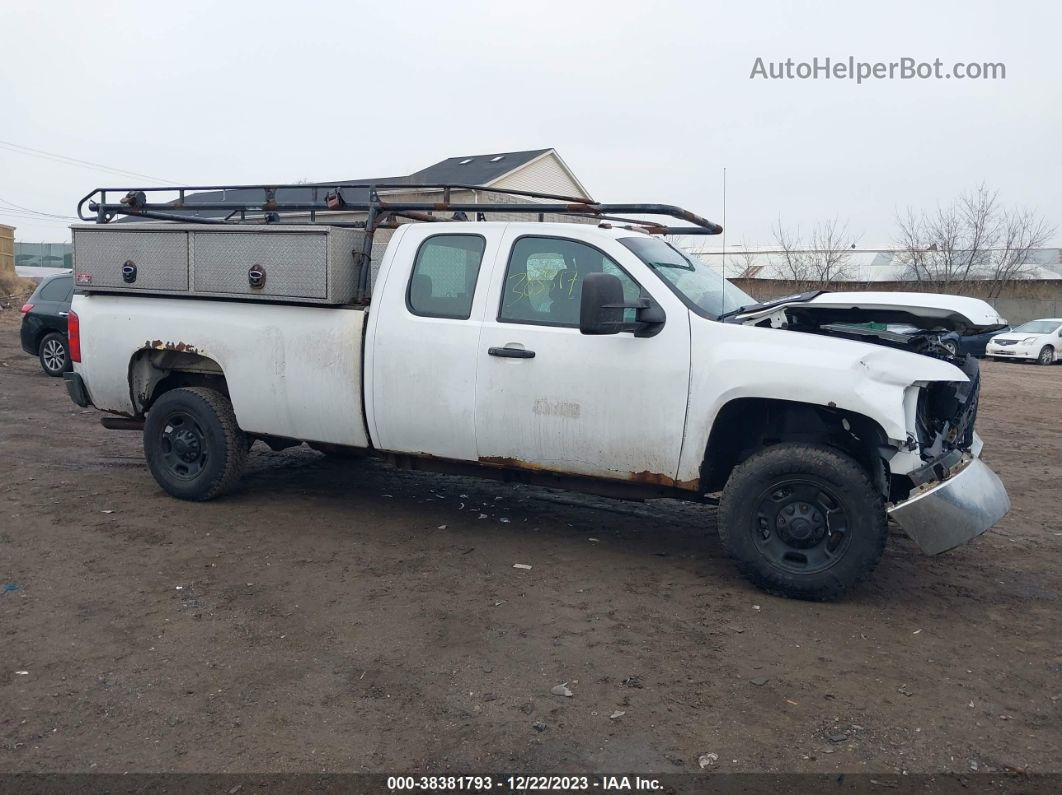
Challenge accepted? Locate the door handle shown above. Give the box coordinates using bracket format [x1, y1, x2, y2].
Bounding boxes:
[488, 346, 535, 359]
[58, 311, 69, 317]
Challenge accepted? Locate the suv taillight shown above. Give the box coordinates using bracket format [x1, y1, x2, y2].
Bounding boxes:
[68, 310, 81, 363]
[20, 303, 33, 314]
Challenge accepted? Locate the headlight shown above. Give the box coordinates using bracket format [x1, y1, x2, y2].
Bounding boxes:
[1022, 337, 1038, 344]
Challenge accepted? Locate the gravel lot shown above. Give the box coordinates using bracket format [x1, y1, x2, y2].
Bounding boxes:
[1, 309, 1059, 775]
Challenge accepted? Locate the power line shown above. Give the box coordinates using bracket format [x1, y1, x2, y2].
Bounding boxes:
[0, 138, 182, 186]
[0, 209, 74, 225]
[0, 196, 77, 220]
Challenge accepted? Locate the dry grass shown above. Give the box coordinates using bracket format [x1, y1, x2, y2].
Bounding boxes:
[0, 271, 36, 310]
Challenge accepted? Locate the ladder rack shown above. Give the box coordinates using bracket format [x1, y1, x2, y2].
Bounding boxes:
[77, 182, 723, 302]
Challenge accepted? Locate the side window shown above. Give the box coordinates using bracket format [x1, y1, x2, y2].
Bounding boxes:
[39, 277, 72, 302]
[407, 235, 486, 320]
[499, 237, 643, 327]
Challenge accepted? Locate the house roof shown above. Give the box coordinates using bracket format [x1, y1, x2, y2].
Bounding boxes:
[408, 148, 553, 187]
[144, 149, 562, 220]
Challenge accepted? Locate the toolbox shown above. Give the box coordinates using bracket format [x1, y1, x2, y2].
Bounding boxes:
[72, 224, 388, 304]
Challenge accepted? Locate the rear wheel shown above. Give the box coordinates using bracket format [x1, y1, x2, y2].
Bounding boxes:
[144, 387, 247, 501]
[1037, 346, 1055, 365]
[718, 444, 887, 601]
[38, 332, 70, 377]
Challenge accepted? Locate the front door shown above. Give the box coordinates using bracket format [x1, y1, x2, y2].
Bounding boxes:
[474, 230, 692, 485]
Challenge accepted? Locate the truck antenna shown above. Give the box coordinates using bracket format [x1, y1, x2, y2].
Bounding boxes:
[721, 166, 727, 315]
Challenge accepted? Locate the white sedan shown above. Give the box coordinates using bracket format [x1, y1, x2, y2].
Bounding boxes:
[986, 318, 1062, 365]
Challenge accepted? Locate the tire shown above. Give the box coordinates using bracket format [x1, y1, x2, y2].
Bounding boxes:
[1037, 346, 1055, 366]
[717, 443, 887, 601]
[143, 387, 248, 501]
[38, 332, 70, 377]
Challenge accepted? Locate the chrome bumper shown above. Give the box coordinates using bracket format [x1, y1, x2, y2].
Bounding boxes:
[888, 457, 1010, 555]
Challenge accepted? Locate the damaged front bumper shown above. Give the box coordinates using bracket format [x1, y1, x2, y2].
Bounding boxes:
[888, 455, 1010, 555]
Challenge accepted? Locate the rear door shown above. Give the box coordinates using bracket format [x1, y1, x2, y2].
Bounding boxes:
[366, 225, 502, 460]
[35, 275, 73, 331]
[473, 228, 692, 484]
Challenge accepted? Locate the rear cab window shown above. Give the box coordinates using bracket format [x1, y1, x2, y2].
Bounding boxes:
[406, 235, 487, 320]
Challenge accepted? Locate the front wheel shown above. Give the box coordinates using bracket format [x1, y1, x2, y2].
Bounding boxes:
[1037, 346, 1055, 366]
[717, 444, 887, 600]
[144, 387, 248, 501]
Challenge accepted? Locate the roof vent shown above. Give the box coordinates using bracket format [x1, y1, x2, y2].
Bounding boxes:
[490, 155, 505, 162]
[459, 158, 473, 165]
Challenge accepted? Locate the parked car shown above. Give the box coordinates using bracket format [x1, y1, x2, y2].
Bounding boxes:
[949, 324, 1011, 357]
[19, 271, 73, 376]
[63, 186, 1011, 601]
[880, 324, 1008, 358]
[985, 319, 1062, 365]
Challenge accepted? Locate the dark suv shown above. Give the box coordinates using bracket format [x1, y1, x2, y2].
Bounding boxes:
[20, 272, 73, 377]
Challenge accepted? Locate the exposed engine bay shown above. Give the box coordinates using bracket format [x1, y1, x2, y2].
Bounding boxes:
[788, 316, 982, 460]
[729, 302, 984, 469]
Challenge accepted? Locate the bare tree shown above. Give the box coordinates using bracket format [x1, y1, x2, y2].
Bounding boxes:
[895, 184, 1053, 294]
[771, 218, 815, 290]
[986, 207, 1055, 299]
[809, 217, 859, 286]
[772, 217, 859, 289]
[729, 239, 761, 279]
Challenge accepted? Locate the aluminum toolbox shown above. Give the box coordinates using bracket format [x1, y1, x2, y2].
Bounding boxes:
[72, 224, 387, 304]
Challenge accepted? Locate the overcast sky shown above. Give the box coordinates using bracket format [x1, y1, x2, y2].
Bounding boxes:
[2, 0, 1059, 246]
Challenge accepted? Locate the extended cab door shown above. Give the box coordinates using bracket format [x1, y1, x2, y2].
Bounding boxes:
[474, 226, 692, 485]
[365, 224, 501, 460]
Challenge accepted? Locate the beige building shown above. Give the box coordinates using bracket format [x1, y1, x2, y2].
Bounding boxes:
[0, 223, 16, 286]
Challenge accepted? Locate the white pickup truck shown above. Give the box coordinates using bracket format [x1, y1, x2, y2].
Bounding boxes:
[63, 185, 1010, 600]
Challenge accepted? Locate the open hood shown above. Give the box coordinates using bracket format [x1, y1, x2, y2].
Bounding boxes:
[728, 291, 1007, 334]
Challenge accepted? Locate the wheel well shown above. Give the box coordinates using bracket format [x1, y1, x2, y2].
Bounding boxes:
[35, 327, 61, 351]
[129, 348, 229, 415]
[701, 398, 889, 495]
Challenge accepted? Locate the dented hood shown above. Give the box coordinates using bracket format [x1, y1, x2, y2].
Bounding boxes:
[729, 291, 1007, 334]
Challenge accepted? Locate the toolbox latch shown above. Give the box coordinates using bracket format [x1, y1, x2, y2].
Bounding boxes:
[248, 264, 267, 289]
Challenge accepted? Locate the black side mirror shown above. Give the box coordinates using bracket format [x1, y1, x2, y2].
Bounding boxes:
[579, 272, 665, 337]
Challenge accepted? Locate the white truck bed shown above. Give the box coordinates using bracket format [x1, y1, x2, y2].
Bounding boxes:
[74, 293, 370, 447]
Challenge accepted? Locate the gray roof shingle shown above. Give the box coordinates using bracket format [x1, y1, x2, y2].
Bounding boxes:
[150, 149, 556, 220]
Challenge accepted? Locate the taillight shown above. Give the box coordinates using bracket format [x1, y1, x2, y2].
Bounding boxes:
[68, 310, 81, 363]
[20, 303, 33, 314]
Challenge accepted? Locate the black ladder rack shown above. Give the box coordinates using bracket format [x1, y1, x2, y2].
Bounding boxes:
[77, 182, 722, 302]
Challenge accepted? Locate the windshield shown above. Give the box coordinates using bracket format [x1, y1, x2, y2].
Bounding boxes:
[619, 237, 755, 318]
[1012, 320, 1060, 334]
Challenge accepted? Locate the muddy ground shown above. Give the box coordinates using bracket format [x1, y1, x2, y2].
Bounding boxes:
[0, 309, 1059, 775]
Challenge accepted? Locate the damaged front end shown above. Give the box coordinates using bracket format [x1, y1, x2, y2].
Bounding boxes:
[887, 356, 1009, 554]
[727, 291, 1011, 554]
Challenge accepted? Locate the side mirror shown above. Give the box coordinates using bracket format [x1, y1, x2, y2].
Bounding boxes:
[578, 272, 665, 337]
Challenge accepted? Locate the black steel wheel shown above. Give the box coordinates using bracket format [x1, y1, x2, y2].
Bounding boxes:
[751, 477, 854, 575]
[718, 444, 887, 600]
[144, 387, 247, 501]
[38, 332, 70, 377]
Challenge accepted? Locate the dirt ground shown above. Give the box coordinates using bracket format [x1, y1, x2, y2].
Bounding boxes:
[0, 308, 1059, 775]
